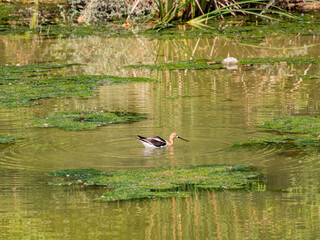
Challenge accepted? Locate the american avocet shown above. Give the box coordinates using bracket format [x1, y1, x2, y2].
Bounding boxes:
[137, 132, 189, 148]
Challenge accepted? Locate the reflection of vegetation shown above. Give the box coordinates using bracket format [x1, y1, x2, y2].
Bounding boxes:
[46, 164, 264, 201]
[233, 116, 320, 152]
[166, 94, 203, 100]
[124, 57, 320, 70]
[0, 64, 154, 107]
[27, 110, 146, 131]
[0, 135, 23, 144]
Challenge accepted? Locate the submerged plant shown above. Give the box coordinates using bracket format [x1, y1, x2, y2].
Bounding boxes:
[26, 110, 146, 131]
[46, 164, 264, 201]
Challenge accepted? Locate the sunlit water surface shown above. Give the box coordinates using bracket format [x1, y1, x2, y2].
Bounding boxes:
[1, 33, 320, 239]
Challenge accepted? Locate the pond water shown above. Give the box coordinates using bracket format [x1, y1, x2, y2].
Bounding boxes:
[1, 32, 320, 239]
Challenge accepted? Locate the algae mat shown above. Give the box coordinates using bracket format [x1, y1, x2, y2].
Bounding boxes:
[0, 64, 154, 107]
[233, 116, 320, 152]
[0, 135, 23, 145]
[124, 57, 320, 70]
[46, 165, 263, 201]
[26, 110, 146, 131]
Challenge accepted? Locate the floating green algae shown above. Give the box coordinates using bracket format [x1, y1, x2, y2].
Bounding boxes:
[0, 64, 154, 107]
[259, 116, 320, 136]
[124, 57, 320, 70]
[26, 110, 146, 131]
[0, 135, 23, 145]
[46, 165, 263, 201]
[124, 59, 224, 70]
[233, 116, 320, 152]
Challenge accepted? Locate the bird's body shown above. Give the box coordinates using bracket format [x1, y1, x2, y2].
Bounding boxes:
[137, 133, 189, 148]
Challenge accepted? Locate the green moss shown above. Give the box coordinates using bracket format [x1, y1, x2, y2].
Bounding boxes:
[124, 57, 320, 70]
[0, 135, 23, 144]
[0, 64, 154, 107]
[233, 116, 320, 152]
[46, 164, 263, 201]
[27, 110, 146, 131]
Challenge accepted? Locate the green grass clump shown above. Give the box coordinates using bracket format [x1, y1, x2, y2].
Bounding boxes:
[46, 164, 263, 201]
[0, 135, 23, 144]
[124, 57, 320, 70]
[27, 110, 146, 131]
[0, 64, 154, 107]
[233, 116, 320, 152]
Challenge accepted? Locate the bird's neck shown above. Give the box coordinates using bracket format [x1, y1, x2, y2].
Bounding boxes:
[167, 137, 175, 146]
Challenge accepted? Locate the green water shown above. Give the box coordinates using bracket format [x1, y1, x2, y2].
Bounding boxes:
[1, 33, 320, 239]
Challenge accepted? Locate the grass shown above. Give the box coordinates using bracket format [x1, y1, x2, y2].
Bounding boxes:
[233, 116, 320, 152]
[0, 64, 154, 107]
[46, 164, 264, 201]
[124, 57, 320, 70]
[26, 110, 147, 131]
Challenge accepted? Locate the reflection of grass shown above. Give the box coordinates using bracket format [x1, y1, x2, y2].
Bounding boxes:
[27, 111, 146, 131]
[0, 64, 154, 107]
[166, 94, 203, 100]
[124, 57, 320, 70]
[46, 164, 264, 201]
[233, 116, 320, 152]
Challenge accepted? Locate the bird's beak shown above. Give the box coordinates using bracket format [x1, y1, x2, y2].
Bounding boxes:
[178, 136, 189, 142]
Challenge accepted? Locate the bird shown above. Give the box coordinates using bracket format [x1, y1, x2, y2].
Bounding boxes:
[137, 132, 189, 148]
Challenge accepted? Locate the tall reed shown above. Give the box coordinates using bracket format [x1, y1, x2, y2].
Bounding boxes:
[152, 0, 297, 28]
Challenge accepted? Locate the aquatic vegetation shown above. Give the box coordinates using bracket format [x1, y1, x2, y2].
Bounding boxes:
[260, 116, 320, 136]
[233, 135, 320, 150]
[124, 57, 320, 70]
[46, 164, 263, 201]
[0, 64, 154, 107]
[166, 94, 203, 100]
[233, 116, 320, 152]
[1, 0, 319, 40]
[26, 110, 146, 131]
[124, 59, 225, 70]
[0, 135, 23, 144]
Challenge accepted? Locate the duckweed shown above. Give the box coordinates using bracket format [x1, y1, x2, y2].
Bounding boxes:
[27, 110, 146, 131]
[46, 164, 263, 201]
